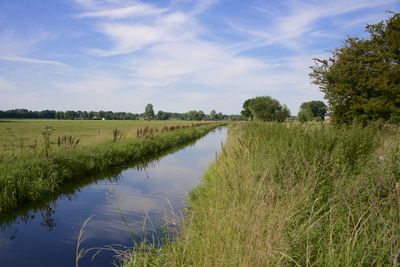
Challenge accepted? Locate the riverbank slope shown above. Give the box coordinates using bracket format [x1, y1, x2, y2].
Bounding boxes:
[125, 122, 400, 266]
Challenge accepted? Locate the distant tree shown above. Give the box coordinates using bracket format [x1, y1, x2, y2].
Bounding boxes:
[216, 112, 224, 120]
[55, 111, 64, 120]
[98, 111, 106, 119]
[64, 111, 77, 120]
[310, 12, 400, 124]
[298, 101, 327, 122]
[227, 114, 246, 121]
[156, 110, 171, 120]
[298, 108, 314, 123]
[210, 109, 217, 120]
[144, 103, 155, 120]
[244, 96, 290, 122]
[105, 111, 114, 120]
[241, 99, 252, 120]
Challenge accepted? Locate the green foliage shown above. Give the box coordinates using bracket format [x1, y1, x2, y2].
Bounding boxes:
[240, 99, 252, 119]
[144, 103, 155, 120]
[298, 100, 327, 122]
[186, 110, 206, 120]
[310, 12, 400, 124]
[298, 107, 314, 122]
[242, 96, 290, 122]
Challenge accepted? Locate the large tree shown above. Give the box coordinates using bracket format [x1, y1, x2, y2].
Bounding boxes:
[242, 96, 290, 122]
[310, 12, 400, 124]
[298, 101, 328, 122]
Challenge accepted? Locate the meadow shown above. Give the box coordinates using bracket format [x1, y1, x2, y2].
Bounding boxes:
[0, 119, 204, 157]
[125, 122, 400, 266]
[0, 119, 223, 213]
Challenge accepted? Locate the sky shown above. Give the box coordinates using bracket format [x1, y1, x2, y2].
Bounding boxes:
[0, 0, 399, 114]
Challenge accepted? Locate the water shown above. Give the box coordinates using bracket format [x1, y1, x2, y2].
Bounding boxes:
[0, 127, 227, 267]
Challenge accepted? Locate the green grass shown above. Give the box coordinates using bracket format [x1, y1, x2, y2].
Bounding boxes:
[0, 119, 206, 158]
[124, 122, 400, 266]
[0, 121, 224, 213]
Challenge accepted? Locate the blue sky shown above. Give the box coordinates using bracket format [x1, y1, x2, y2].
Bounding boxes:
[0, 0, 398, 114]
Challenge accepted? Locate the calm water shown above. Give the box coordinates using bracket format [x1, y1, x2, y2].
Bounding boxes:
[0, 127, 227, 267]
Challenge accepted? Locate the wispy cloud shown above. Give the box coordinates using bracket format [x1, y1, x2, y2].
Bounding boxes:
[76, 2, 167, 19]
[190, 0, 220, 15]
[0, 56, 68, 66]
[74, 0, 268, 91]
[0, 31, 67, 66]
[232, 0, 397, 49]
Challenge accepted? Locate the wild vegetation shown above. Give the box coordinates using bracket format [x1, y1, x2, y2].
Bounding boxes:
[0, 121, 224, 213]
[124, 122, 400, 266]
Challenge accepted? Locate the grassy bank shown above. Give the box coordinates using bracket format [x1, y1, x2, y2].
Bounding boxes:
[0, 123, 224, 213]
[125, 122, 400, 266]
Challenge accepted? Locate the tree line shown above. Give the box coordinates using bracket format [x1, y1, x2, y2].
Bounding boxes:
[0, 107, 243, 121]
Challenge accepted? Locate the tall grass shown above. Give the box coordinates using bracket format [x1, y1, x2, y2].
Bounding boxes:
[124, 122, 400, 266]
[0, 123, 224, 213]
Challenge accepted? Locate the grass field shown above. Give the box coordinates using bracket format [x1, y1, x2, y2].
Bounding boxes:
[125, 122, 400, 266]
[0, 120, 223, 213]
[0, 119, 204, 157]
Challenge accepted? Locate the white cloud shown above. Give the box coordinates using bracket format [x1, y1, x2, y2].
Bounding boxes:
[0, 56, 68, 66]
[90, 23, 162, 55]
[76, 3, 166, 19]
[86, 11, 192, 56]
[191, 0, 220, 15]
[70, 0, 330, 113]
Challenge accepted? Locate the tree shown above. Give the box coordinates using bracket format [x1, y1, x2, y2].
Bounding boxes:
[298, 101, 327, 122]
[310, 12, 400, 124]
[144, 103, 155, 120]
[210, 110, 217, 120]
[298, 108, 314, 123]
[156, 110, 171, 120]
[186, 110, 205, 120]
[243, 96, 290, 122]
[241, 99, 252, 120]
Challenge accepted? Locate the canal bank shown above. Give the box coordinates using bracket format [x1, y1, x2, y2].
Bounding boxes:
[0, 127, 228, 267]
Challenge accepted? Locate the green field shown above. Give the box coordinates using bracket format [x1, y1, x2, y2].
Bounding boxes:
[0, 120, 223, 213]
[0, 119, 205, 157]
[125, 122, 400, 266]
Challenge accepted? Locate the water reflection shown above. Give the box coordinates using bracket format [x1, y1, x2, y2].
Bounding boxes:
[0, 127, 227, 267]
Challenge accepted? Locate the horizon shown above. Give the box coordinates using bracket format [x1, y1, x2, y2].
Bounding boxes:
[0, 0, 399, 114]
